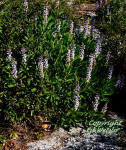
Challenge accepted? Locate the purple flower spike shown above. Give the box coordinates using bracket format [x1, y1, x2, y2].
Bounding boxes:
[43, 5, 49, 26]
[12, 58, 17, 79]
[94, 35, 103, 59]
[70, 21, 74, 35]
[94, 95, 100, 112]
[90, 17, 95, 35]
[107, 5, 110, 15]
[57, 20, 61, 33]
[74, 94, 80, 111]
[24, 0, 28, 12]
[21, 46, 27, 65]
[74, 81, 80, 111]
[7, 47, 12, 61]
[66, 48, 71, 65]
[96, 1, 100, 8]
[65, 15, 67, 22]
[101, 102, 108, 114]
[121, 1, 125, 11]
[108, 65, 114, 79]
[80, 43, 85, 60]
[115, 74, 125, 88]
[71, 43, 76, 60]
[84, 20, 89, 35]
[56, 0, 59, 7]
[121, 1, 124, 8]
[100, 0, 103, 5]
[39, 56, 44, 78]
[44, 57, 48, 69]
[75, 81, 80, 94]
[106, 51, 111, 65]
[86, 53, 94, 83]
[35, 14, 38, 26]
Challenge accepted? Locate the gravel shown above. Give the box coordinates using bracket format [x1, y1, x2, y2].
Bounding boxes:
[27, 123, 124, 150]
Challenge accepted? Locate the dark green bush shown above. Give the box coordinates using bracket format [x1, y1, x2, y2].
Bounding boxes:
[0, 0, 118, 130]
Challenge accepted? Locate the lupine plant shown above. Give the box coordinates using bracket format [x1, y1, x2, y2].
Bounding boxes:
[0, 0, 119, 130]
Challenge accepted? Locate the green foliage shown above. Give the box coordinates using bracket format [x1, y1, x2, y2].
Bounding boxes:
[0, 0, 118, 130]
[0, 135, 6, 148]
[95, 0, 126, 65]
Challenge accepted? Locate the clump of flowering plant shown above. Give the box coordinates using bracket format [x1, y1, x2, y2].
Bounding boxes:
[0, 0, 119, 131]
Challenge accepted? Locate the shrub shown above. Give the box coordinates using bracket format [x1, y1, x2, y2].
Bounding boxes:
[0, 0, 118, 129]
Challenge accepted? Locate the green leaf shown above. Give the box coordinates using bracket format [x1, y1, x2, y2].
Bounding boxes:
[31, 110, 34, 116]
[47, 22, 55, 30]
[51, 96, 53, 103]
[59, 11, 64, 17]
[65, 79, 73, 82]
[47, 16, 54, 23]
[56, 101, 58, 105]
[27, 78, 32, 85]
[8, 84, 14, 88]
[23, 75, 27, 79]
[31, 88, 37, 92]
